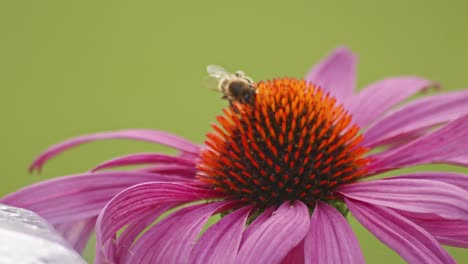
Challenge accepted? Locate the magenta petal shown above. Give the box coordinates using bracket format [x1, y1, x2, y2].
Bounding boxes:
[405, 216, 468, 248]
[304, 202, 364, 264]
[189, 205, 252, 264]
[305, 47, 357, 101]
[445, 155, 468, 166]
[346, 173, 468, 248]
[237, 201, 310, 264]
[346, 77, 432, 128]
[363, 90, 468, 148]
[96, 182, 221, 248]
[126, 201, 232, 264]
[55, 217, 96, 253]
[95, 245, 108, 264]
[240, 206, 275, 246]
[436, 237, 468, 248]
[339, 178, 468, 220]
[91, 153, 195, 172]
[1, 171, 176, 224]
[29, 129, 200, 172]
[98, 203, 175, 263]
[281, 240, 305, 264]
[389, 172, 468, 192]
[363, 128, 429, 151]
[117, 204, 175, 259]
[368, 115, 468, 173]
[138, 163, 197, 177]
[346, 199, 455, 264]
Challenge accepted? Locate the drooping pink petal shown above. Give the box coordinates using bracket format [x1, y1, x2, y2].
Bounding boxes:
[1, 171, 180, 224]
[178, 149, 200, 161]
[363, 89, 468, 148]
[304, 202, 364, 264]
[305, 47, 357, 102]
[402, 215, 468, 248]
[90, 153, 196, 172]
[137, 163, 197, 178]
[339, 178, 468, 220]
[240, 207, 275, 246]
[98, 203, 176, 263]
[367, 115, 468, 173]
[364, 127, 429, 150]
[346, 199, 455, 264]
[125, 201, 234, 264]
[55, 217, 96, 254]
[281, 240, 305, 264]
[189, 205, 252, 264]
[118, 203, 175, 257]
[357, 173, 468, 248]
[436, 237, 468, 248]
[96, 182, 222, 248]
[29, 129, 200, 172]
[236, 201, 310, 264]
[95, 245, 108, 264]
[445, 155, 468, 166]
[346, 77, 433, 128]
[389, 172, 468, 192]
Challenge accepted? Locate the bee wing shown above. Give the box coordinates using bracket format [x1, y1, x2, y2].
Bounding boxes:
[204, 77, 219, 91]
[207, 64, 229, 79]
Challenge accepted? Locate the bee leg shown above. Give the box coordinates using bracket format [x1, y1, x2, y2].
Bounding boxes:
[229, 100, 237, 112]
[229, 100, 243, 114]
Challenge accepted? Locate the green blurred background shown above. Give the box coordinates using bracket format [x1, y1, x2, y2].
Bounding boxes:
[1, 0, 467, 263]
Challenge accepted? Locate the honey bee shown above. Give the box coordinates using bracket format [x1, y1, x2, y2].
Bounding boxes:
[206, 64, 256, 105]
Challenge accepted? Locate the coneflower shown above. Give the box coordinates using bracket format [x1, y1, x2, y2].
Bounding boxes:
[3, 47, 468, 263]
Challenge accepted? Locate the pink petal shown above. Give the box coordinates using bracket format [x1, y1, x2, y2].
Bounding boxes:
[91, 153, 196, 172]
[339, 178, 468, 220]
[95, 246, 107, 264]
[389, 172, 468, 192]
[364, 90, 468, 148]
[125, 201, 233, 264]
[96, 182, 221, 249]
[236, 201, 310, 264]
[346, 77, 433, 128]
[29, 129, 200, 172]
[305, 47, 357, 102]
[240, 207, 275, 246]
[304, 202, 365, 264]
[367, 115, 468, 173]
[55, 217, 96, 253]
[281, 240, 305, 264]
[404, 215, 468, 248]
[346, 199, 455, 264]
[189, 205, 253, 264]
[445, 154, 468, 166]
[436, 237, 468, 248]
[364, 127, 429, 150]
[1, 171, 177, 224]
[98, 203, 175, 263]
[386, 173, 468, 248]
[138, 163, 197, 177]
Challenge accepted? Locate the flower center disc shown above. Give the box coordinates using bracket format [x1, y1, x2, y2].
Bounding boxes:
[197, 78, 369, 208]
